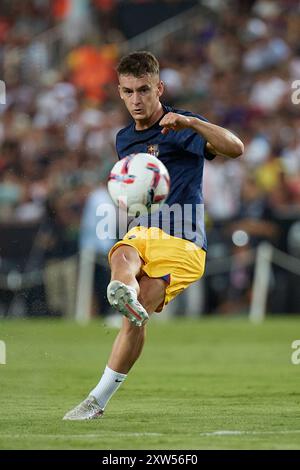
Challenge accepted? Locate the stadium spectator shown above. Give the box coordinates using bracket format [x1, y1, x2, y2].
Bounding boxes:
[79, 182, 117, 317]
[0, 0, 300, 318]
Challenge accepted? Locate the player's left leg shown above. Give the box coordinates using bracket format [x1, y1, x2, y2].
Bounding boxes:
[138, 275, 166, 313]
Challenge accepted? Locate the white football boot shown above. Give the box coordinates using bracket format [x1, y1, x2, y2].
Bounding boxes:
[63, 396, 104, 421]
[107, 280, 149, 327]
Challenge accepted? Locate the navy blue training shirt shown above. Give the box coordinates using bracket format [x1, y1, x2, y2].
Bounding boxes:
[116, 105, 208, 250]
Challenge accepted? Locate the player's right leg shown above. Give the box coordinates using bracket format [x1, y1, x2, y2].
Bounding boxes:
[63, 259, 167, 421]
[110, 244, 142, 292]
[107, 245, 149, 327]
[107, 274, 166, 373]
[62, 315, 145, 421]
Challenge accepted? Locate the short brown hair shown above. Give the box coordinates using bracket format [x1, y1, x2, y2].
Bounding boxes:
[117, 51, 159, 77]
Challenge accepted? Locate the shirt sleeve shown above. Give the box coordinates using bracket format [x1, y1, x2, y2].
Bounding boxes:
[175, 113, 208, 158]
[203, 146, 217, 161]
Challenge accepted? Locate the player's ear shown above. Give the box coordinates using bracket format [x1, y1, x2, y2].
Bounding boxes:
[158, 80, 164, 98]
[118, 85, 123, 99]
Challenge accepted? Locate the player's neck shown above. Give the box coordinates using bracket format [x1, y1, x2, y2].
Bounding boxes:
[134, 103, 164, 131]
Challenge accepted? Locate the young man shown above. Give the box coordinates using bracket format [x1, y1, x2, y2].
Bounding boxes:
[63, 51, 243, 420]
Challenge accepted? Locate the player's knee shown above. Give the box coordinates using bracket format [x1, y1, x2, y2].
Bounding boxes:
[110, 252, 131, 278]
[111, 248, 128, 267]
[111, 246, 140, 271]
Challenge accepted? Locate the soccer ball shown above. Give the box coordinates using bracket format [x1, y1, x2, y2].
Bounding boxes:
[108, 153, 170, 216]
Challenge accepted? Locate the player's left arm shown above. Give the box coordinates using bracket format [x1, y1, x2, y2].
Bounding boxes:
[159, 112, 244, 159]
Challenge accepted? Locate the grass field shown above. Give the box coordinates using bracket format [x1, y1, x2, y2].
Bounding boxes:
[0, 316, 300, 450]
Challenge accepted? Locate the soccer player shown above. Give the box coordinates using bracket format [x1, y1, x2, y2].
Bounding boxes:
[63, 51, 244, 420]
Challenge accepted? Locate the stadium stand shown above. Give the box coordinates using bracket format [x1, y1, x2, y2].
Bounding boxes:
[0, 0, 300, 318]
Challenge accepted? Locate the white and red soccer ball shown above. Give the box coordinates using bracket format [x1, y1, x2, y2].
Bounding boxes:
[108, 153, 170, 216]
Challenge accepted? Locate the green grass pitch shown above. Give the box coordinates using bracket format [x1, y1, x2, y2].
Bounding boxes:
[0, 316, 300, 450]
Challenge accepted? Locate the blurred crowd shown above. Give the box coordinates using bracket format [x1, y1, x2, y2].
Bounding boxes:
[0, 0, 300, 317]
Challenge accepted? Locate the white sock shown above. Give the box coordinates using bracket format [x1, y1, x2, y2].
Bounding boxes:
[89, 366, 127, 410]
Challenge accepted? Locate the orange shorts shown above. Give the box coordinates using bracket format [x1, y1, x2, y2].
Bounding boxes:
[108, 226, 206, 312]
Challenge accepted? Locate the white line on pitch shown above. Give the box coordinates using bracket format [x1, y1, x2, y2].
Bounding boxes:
[0, 433, 163, 439]
[199, 430, 300, 437]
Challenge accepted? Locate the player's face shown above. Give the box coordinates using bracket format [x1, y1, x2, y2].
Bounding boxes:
[118, 74, 164, 128]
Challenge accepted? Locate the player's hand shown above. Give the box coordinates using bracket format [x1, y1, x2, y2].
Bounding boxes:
[159, 112, 192, 135]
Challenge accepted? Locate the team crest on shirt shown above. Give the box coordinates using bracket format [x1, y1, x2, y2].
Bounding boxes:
[147, 144, 159, 157]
